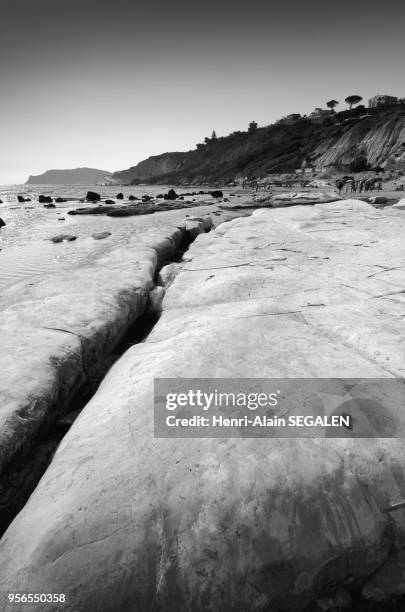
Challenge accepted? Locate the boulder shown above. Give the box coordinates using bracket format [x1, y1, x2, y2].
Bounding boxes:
[0, 199, 3, 204]
[85, 191, 101, 202]
[17, 196, 30, 203]
[104, 199, 115, 204]
[163, 189, 178, 200]
[38, 195, 53, 204]
[55, 197, 67, 203]
[48, 234, 77, 243]
[44, 203, 56, 209]
[128, 195, 139, 201]
[142, 195, 152, 201]
[0, 218, 5, 228]
[116, 193, 124, 200]
[210, 190, 223, 198]
[91, 232, 112, 240]
[368, 196, 388, 205]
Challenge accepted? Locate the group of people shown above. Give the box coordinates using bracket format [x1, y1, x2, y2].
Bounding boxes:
[241, 178, 259, 191]
[336, 177, 383, 195]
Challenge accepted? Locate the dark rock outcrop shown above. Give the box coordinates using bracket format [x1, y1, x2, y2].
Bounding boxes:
[55, 197, 67, 203]
[164, 189, 178, 200]
[85, 191, 101, 202]
[44, 203, 56, 209]
[210, 190, 223, 198]
[128, 195, 139, 201]
[48, 234, 77, 243]
[104, 199, 115, 204]
[116, 193, 124, 199]
[38, 195, 53, 204]
[17, 196, 30, 203]
[0, 218, 6, 228]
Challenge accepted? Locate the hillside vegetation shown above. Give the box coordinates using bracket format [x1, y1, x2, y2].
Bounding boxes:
[113, 104, 405, 185]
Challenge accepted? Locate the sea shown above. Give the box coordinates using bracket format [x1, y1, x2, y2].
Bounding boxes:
[0, 183, 218, 292]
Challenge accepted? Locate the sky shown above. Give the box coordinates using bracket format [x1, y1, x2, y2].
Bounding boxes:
[0, 0, 404, 184]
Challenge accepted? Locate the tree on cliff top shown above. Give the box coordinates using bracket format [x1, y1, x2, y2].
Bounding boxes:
[211, 130, 217, 140]
[345, 95, 363, 109]
[326, 100, 339, 113]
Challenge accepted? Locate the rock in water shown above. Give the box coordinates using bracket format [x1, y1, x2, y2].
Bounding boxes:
[116, 193, 124, 199]
[104, 199, 115, 204]
[164, 189, 178, 200]
[48, 234, 77, 243]
[17, 196, 30, 203]
[44, 203, 56, 208]
[85, 191, 101, 202]
[0, 199, 3, 204]
[55, 197, 67, 203]
[128, 195, 139, 201]
[210, 190, 223, 198]
[91, 231, 112, 240]
[38, 195, 53, 204]
[0, 218, 6, 228]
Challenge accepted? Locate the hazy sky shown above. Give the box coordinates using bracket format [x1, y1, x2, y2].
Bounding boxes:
[1, 0, 404, 184]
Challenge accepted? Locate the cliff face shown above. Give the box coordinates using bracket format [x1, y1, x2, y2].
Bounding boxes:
[26, 167, 112, 185]
[114, 106, 405, 184]
[112, 152, 188, 184]
[314, 115, 405, 169]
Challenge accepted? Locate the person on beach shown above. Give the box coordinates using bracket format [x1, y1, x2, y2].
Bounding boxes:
[336, 179, 344, 195]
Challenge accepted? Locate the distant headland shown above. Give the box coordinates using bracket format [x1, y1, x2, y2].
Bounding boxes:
[26, 167, 112, 185]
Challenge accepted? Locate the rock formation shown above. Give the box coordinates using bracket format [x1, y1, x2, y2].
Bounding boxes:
[0, 216, 212, 536]
[112, 152, 188, 184]
[85, 191, 101, 202]
[38, 195, 53, 203]
[0, 200, 405, 610]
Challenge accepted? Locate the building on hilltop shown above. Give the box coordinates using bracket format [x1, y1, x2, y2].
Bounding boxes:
[277, 113, 301, 125]
[309, 108, 330, 122]
[368, 94, 398, 108]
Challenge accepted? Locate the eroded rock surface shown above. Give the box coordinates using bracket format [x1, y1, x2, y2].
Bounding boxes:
[0, 219, 212, 482]
[1, 201, 405, 611]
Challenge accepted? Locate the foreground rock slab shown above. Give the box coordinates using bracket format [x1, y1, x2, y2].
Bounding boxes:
[0, 218, 212, 483]
[1, 201, 405, 611]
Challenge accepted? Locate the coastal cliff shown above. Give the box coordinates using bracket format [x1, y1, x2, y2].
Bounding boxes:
[112, 152, 188, 184]
[113, 105, 405, 185]
[26, 167, 112, 185]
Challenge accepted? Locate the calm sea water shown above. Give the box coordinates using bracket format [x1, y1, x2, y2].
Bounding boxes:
[0, 183, 219, 292]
